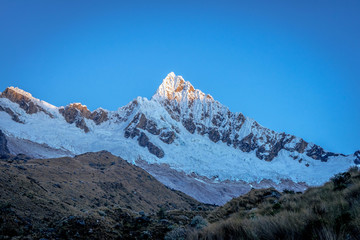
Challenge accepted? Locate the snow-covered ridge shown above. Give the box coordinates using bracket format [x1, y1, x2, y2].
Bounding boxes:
[0, 72, 358, 204]
[1, 86, 57, 110]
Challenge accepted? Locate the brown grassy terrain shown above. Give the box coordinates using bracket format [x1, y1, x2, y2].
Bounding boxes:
[191, 167, 360, 240]
[0, 151, 214, 239]
[1, 150, 359, 240]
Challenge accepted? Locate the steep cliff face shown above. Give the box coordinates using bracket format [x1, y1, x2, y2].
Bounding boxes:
[0, 73, 358, 204]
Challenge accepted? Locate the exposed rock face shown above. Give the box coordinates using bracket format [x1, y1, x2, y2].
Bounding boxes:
[182, 118, 196, 134]
[136, 114, 160, 135]
[159, 131, 176, 144]
[124, 113, 142, 138]
[89, 109, 108, 125]
[59, 103, 109, 133]
[0, 87, 53, 117]
[306, 144, 327, 161]
[208, 128, 221, 143]
[59, 103, 88, 123]
[119, 99, 138, 120]
[124, 127, 140, 139]
[147, 141, 165, 158]
[0, 130, 10, 156]
[236, 133, 256, 153]
[138, 132, 149, 147]
[295, 139, 308, 153]
[354, 151, 360, 165]
[1, 87, 39, 114]
[59, 103, 91, 133]
[155, 72, 209, 103]
[306, 144, 339, 162]
[124, 113, 169, 157]
[137, 132, 164, 158]
[0, 106, 24, 123]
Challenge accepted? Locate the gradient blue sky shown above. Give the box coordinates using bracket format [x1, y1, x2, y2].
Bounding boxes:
[0, 0, 359, 154]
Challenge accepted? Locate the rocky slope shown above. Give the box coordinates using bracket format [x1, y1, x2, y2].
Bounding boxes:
[0, 73, 358, 204]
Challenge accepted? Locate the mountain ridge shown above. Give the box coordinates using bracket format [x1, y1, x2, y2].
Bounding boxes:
[0, 72, 358, 204]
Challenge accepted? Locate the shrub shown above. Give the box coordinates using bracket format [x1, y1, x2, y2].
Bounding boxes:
[331, 172, 351, 190]
[157, 207, 166, 219]
[190, 215, 208, 230]
[164, 227, 187, 240]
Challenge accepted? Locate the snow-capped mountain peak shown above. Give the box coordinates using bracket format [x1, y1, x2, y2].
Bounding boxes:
[153, 72, 214, 103]
[0, 73, 358, 204]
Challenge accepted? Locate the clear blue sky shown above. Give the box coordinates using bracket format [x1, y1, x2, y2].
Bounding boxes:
[0, 0, 359, 154]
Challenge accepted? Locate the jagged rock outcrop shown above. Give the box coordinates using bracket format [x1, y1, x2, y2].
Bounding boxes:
[137, 132, 164, 158]
[0, 87, 53, 117]
[159, 131, 176, 144]
[294, 139, 308, 153]
[305, 144, 338, 162]
[182, 118, 196, 134]
[136, 113, 161, 135]
[89, 109, 108, 125]
[354, 151, 360, 164]
[124, 113, 165, 158]
[0, 105, 24, 123]
[59, 103, 109, 133]
[59, 103, 91, 133]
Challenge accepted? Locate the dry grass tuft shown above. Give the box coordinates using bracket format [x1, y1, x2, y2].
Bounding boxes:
[191, 167, 360, 240]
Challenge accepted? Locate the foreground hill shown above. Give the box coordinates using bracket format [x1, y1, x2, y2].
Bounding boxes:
[1, 151, 358, 239]
[0, 151, 212, 239]
[191, 168, 360, 240]
[0, 73, 358, 204]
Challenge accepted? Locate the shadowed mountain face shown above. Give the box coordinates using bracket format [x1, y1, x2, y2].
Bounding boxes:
[0, 73, 358, 204]
[0, 151, 213, 239]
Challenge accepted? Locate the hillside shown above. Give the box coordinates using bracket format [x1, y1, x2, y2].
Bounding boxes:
[1, 151, 358, 239]
[191, 168, 360, 240]
[0, 151, 213, 239]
